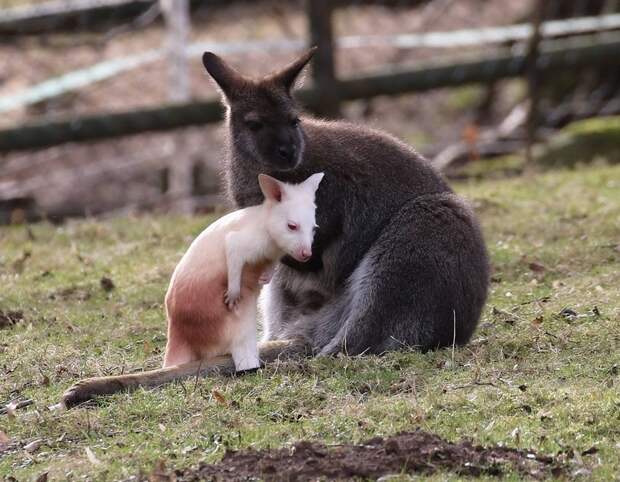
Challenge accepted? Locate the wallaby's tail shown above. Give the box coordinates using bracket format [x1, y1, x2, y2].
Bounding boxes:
[60, 339, 310, 409]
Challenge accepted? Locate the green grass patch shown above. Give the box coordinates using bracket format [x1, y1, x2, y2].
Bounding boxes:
[1, 165, 619, 480]
[537, 116, 620, 168]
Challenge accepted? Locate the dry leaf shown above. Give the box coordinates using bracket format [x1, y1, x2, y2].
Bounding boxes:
[0, 430, 10, 447]
[212, 389, 228, 406]
[149, 460, 175, 482]
[24, 439, 43, 453]
[5, 401, 18, 419]
[528, 262, 546, 273]
[143, 340, 153, 355]
[85, 447, 102, 465]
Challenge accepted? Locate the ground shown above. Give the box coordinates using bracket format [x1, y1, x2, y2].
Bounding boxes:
[1, 163, 619, 481]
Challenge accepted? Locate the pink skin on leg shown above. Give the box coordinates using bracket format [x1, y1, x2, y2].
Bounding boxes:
[258, 264, 276, 285]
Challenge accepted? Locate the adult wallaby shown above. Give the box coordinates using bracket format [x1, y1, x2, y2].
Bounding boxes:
[60, 49, 488, 409]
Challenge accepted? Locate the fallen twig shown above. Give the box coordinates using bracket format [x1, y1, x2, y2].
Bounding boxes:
[0, 399, 34, 415]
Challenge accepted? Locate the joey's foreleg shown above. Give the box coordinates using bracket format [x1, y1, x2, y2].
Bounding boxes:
[224, 231, 245, 310]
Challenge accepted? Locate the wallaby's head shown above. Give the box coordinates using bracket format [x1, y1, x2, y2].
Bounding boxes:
[258, 172, 324, 262]
[202, 49, 315, 171]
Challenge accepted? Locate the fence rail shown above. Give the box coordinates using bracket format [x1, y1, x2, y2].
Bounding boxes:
[2, 33, 619, 153]
[0, 0, 427, 35]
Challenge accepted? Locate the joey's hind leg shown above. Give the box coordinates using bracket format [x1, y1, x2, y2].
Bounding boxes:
[230, 307, 260, 371]
[163, 336, 198, 368]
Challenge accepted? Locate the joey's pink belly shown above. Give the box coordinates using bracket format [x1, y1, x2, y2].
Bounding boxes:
[165, 261, 269, 357]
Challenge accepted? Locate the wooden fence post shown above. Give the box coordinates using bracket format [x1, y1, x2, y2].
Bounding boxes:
[307, 0, 341, 117]
[525, 0, 545, 165]
[161, 0, 194, 213]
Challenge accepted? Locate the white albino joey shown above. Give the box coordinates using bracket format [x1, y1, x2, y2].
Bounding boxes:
[223, 172, 323, 310]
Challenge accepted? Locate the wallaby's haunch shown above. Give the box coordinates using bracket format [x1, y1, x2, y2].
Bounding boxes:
[60, 48, 489, 408]
[164, 172, 323, 371]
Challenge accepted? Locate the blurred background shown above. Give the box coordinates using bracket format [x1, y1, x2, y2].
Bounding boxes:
[1, 0, 619, 223]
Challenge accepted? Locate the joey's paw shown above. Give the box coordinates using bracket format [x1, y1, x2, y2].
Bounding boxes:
[224, 290, 241, 310]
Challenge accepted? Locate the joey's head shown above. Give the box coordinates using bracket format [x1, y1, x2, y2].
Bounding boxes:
[202, 49, 316, 171]
[258, 172, 324, 262]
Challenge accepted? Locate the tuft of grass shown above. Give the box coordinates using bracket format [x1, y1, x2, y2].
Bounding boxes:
[537, 115, 620, 168]
[1, 165, 619, 481]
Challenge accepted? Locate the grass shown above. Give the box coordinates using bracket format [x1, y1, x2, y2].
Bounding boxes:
[537, 116, 620, 168]
[1, 163, 619, 481]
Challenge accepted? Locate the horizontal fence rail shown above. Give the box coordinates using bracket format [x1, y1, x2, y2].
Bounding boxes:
[1, 33, 619, 153]
[0, 0, 427, 35]
[3, 14, 620, 115]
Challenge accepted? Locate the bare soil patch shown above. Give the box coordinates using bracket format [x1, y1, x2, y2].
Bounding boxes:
[0, 310, 23, 329]
[167, 430, 563, 481]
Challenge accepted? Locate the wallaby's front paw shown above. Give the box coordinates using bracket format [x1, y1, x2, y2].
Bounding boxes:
[224, 290, 240, 310]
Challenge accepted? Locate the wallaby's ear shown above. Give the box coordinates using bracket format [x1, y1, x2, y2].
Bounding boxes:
[202, 52, 246, 100]
[304, 172, 325, 194]
[258, 174, 284, 203]
[269, 47, 317, 94]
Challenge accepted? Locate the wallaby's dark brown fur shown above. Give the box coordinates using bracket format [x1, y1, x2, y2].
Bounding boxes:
[203, 49, 490, 354]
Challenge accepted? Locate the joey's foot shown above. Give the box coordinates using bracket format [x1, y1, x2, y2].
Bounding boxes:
[224, 290, 241, 311]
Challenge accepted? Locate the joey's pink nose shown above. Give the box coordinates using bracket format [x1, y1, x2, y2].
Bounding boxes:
[300, 249, 312, 261]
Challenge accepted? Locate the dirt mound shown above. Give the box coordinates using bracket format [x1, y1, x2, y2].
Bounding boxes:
[0, 310, 23, 329]
[170, 430, 562, 481]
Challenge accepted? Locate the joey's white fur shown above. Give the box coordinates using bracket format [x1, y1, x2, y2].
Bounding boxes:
[163, 172, 323, 371]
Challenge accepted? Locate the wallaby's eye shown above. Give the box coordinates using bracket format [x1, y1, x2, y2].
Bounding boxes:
[291, 117, 300, 128]
[246, 119, 263, 131]
[287, 222, 298, 231]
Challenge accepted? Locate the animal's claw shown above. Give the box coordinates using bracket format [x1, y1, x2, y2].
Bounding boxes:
[224, 290, 240, 310]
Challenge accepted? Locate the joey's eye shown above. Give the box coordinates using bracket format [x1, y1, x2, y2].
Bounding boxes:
[287, 222, 298, 231]
[246, 119, 263, 131]
[291, 117, 300, 127]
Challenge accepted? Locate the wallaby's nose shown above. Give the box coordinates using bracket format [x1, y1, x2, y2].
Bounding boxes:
[278, 144, 296, 162]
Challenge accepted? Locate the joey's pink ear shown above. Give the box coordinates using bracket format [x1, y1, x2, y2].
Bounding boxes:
[268, 47, 316, 94]
[304, 172, 324, 194]
[258, 174, 284, 202]
[202, 52, 247, 100]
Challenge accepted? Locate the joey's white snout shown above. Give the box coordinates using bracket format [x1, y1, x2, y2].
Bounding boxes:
[258, 172, 324, 262]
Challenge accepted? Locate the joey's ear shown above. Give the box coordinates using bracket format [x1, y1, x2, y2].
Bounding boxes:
[258, 174, 284, 202]
[202, 52, 246, 100]
[304, 172, 324, 194]
[269, 47, 316, 94]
